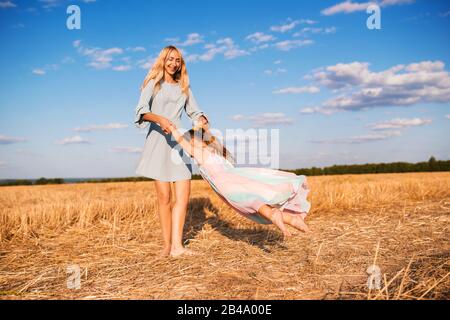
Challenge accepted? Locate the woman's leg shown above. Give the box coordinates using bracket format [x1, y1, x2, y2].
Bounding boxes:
[170, 179, 195, 257]
[154, 180, 172, 256]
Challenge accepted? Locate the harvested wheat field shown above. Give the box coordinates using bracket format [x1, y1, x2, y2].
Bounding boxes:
[0, 172, 449, 300]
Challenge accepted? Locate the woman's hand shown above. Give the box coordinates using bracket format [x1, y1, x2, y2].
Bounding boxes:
[158, 116, 176, 134]
[168, 123, 183, 143]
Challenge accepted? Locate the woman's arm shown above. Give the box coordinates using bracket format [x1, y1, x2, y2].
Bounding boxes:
[185, 88, 210, 129]
[134, 80, 175, 133]
[141, 113, 174, 134]
[134, 80, 155, 129]
[169, 125, 205, 165]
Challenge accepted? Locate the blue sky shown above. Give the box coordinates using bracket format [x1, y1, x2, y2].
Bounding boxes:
[0, 0, 449, 179]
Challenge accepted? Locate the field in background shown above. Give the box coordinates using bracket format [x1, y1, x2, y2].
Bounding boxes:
[0, 172, 449, 299]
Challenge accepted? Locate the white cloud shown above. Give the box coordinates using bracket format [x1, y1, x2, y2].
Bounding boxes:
[299, 107, 335, 115]
[73, 40, 127, 71]
[32, 63, 59, 75]
[61, 56, 75, 64]
[0, 1, 16, 9]
[11, 23, 25, 28]
[0, 134, 27, 144]
[264, 68, 287, 76]
[32, 68, 46, 75]
[321, 0, 415, 16]
[126, 46, 146, 52]
[305, 60, 450, 114]
[309, 130, 402, 144]
[368, 118, 432, 130]
[299, 107, 316, 114]
[111, 146, 142, 154]
[185, 37, 250, 63]
[293, 26, 337, 37]
[231, 115, 245, 121]
[321, 0, 374, 15]
[136, 55, 157, 70]
[273, 86, 320, 94]
[33, 56, 73, 76]
[231, 112, 294, 127]
[273, 39, 313, 51]
[245, 32, 276, 44]
[270, 19, 317, 33]
[112, 65, 132, 72]
[36, 0, 96, 11]
[249, 43, 270, 52]
[39, 0, 62, 9]
[171, 33, 204, 47]
[270, 20, 300, 33]
[299, 19, 318, 25]
[73, 123, 129, 132]
[446, 114, 450, 119]
[56, 135, 91, 145]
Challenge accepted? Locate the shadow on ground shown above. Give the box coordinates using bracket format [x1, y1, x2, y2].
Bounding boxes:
[183, 197, 287, 252]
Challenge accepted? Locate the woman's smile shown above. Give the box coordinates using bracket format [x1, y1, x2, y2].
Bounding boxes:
[165, 52, 181, 75]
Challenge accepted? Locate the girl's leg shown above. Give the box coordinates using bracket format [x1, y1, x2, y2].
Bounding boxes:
[154, 180, 173, 256]
[257, 204, 292, 238]
[258, 205, 310, 236]
[170, 179, 196, 257]
[283, 211, 310, 233]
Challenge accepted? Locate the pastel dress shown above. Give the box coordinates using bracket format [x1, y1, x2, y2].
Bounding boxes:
[134, 79, 208, 182]
[198, 148, 311, 224]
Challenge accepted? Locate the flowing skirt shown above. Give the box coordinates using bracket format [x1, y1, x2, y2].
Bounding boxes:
[199, 165, 311, 224]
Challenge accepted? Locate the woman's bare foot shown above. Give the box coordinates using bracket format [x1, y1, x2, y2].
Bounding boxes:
[270, 208, 292, 239]
[159, 247, 171, 257]
[285, 212, 310, 233]
[170, 247, 197, 258]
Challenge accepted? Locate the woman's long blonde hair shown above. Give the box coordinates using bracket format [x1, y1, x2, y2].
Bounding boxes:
[140, 45, 190, 99]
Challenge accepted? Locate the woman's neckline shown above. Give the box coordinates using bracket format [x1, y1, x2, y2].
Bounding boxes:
[162, 79, 179, 86]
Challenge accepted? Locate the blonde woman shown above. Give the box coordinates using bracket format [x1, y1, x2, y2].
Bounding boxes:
[134, 46, 209, 257]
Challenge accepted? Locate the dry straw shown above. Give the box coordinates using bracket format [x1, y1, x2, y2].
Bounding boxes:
[0, 172, 449, 299]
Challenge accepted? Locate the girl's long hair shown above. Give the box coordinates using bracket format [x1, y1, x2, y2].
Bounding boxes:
[140, 45, 190, 98]
[187, 128, 235, 165]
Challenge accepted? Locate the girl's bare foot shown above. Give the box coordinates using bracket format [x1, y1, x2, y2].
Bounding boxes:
[170, 247, 197, 258]
[270, 208, 292, 239]
[285, 212, 310, 233]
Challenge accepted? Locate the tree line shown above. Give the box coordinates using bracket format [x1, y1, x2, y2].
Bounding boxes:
[1, 156, 448, 186]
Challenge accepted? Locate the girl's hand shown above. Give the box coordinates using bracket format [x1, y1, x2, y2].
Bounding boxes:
[159, 117, 175, 134]
[168, 123, 177, 132]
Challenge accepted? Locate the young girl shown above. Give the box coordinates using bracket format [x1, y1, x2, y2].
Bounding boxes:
[168, 124, 312, 239]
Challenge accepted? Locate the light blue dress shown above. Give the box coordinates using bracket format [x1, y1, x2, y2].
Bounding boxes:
[134, 79, 208, 181]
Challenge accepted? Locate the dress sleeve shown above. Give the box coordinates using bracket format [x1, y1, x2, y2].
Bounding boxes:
[184, 87, 209, 124]
[134, 79, 155, 129]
